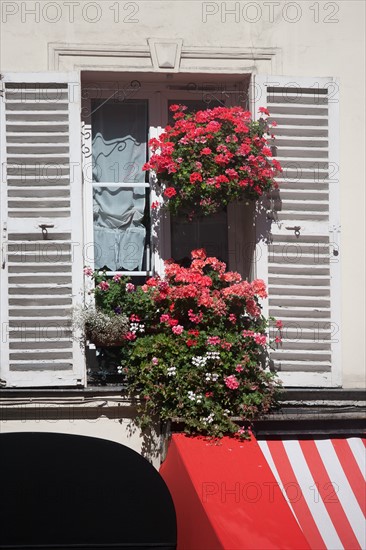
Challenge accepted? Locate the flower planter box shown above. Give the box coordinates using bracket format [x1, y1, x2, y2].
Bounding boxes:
[86, 335, 126, 348]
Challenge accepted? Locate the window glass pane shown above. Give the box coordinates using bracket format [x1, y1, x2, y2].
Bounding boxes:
[93, 186, 148, 272]
[91, 100, 149, 271]
[168, 99, 228, 265]
[171, 209, 228, 265]
[92, 99, 147, 183]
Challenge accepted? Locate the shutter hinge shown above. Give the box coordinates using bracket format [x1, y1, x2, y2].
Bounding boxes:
[1, 222, 7, 269]
[329, 223, 341, 233]
[329, 224, 341, 258]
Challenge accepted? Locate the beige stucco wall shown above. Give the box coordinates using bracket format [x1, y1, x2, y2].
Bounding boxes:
[0, 400, 163, 467]
[0, 0, 365, 387]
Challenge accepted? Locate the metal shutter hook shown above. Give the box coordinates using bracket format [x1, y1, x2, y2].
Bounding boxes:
[39, 224, 54, 240]
[285, 226, 301, 237]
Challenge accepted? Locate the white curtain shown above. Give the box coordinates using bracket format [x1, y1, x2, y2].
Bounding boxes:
[92, 100, 147, 271]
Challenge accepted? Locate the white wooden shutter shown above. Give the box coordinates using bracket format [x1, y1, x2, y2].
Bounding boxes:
[253, 76, 341, 387]
[0, 73, 85, 387]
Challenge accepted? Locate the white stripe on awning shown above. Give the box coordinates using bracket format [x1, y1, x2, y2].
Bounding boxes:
[348, 438, 366, 479]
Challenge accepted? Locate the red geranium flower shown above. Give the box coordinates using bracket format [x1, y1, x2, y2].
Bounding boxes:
[258, 107, 270, 116]
[142, 105, 281, 218]
[164, 187, 177, 198]
[189, 172, 203, 184]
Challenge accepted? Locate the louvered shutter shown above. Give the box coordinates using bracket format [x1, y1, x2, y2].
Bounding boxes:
[0, 73, 85, 387]
[253, 76, 341, 387]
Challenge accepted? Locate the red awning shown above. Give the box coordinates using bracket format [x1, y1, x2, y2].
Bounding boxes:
[160, 434, 310, 550]
[160, 434, 365, 550]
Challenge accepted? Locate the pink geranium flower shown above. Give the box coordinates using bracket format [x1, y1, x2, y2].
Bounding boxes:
[98, 281, 110, 291]
[207, 336, 221, 345]
[224, 375, 240, 390]
[253, 333, 267, 346]
[191, 248, 206, 260]
[126, 283, 135, 292]
[83, 266, 93, 277]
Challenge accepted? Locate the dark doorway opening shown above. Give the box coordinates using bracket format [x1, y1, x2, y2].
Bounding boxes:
[0, 433, 177, 550]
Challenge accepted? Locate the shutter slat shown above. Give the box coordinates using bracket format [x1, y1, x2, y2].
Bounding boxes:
[272, 127, 328, 137]
[270, 286, 330, 297]
[279, 190, 329, 198]
[274, 362, 331, 373]
[6, 123, 69, 131]
[9, 319, 72, 327]
[270, 308, 331, 319]
[8, 210, 70, 218]
[274, 149, 328, 158]
[8, 189, 70, 198]
[9, 361, 73, 371]
[277, 341, 331, 351]
[6, 101, 69, 110]
[7, 133, 68, 143]
[271, 350, 331, 361]
[267, 102, 328, 111]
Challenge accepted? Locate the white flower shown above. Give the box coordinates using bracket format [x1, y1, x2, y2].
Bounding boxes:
[130, 322, 145, 334]
[130, 322, 139, 333]
[204, 372, 219, 382]
[202, 412, 215, 425]
[187, 391, 203, 403]
[167, 366, 176, 377]
[206, 351, 220, 361]
[187, 391, 196, 401]
[192, 356, 207, 367]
